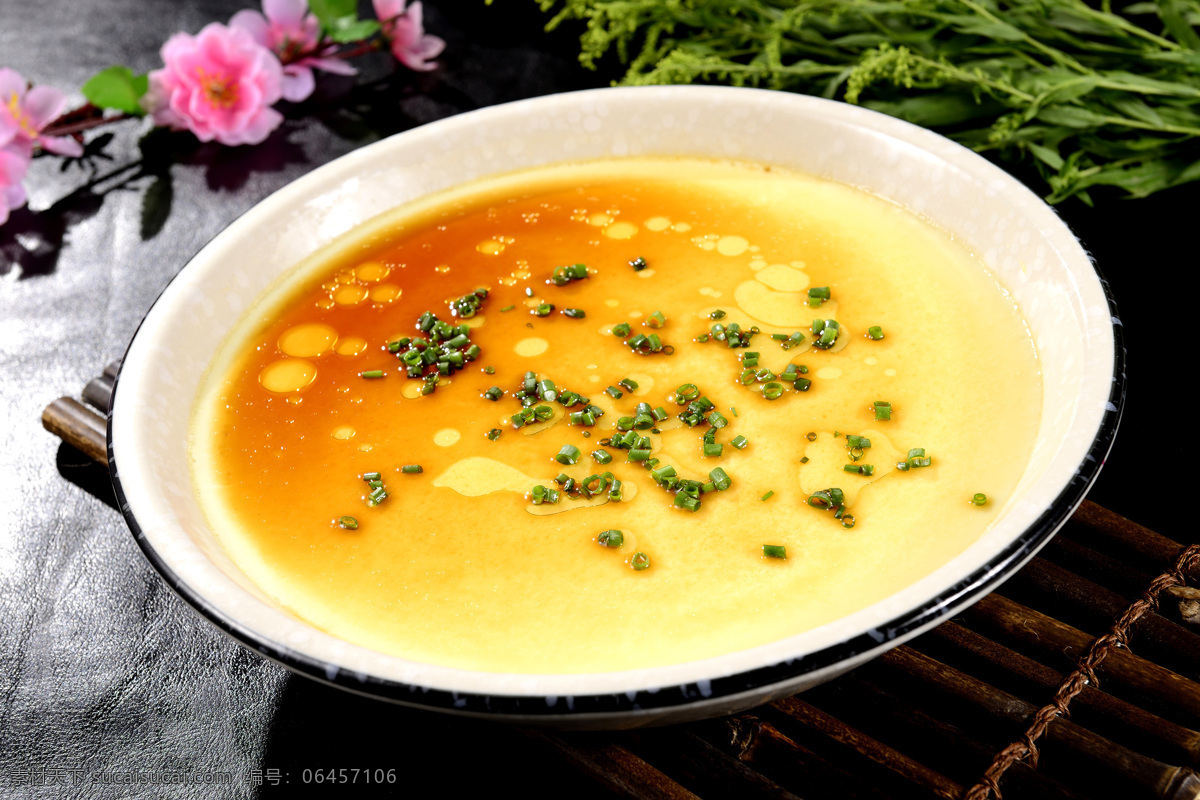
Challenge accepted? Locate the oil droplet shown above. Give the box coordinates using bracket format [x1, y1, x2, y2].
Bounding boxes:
[588, 375, 601, 383]
[335, 336, 368, 357]
[461, 316, 486, 329]
[636, 270, 656, 278]
[587, 212, 614, 227]
[817, 367, 842, 379]
[884, 368, 897, 377]
[336, 270, 356, 284]
[278, 323, 337, 357]
[435, 263, 452, 273]
[434, 428, 461, 447]
[476, 240, 505, 255]
[864, 356, 878, 366]
[259, 359, 317, 393]
[697, 241, 716, 251]
[604, 298, 619, 308]
[698, 287, 722, 298]
[370, 284, 401, 303]
[332, 425, 356, 440]
[358, 444, 373, 452]
[514, 338, 548, 357]
[603, 221, 638, 240]
[401, 382, 425, 399]
[672, 222, 692, 233]
[355, 261, 390, 282]
[717, 235, 750, 256]
[644, 216, 671, 232]
[285, 396, 303, 406]
[756, 264, 809, 292]
[333, 285, 368, 305]
[315, 298, 335, 310]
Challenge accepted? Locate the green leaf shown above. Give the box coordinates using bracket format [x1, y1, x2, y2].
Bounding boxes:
[1036, 105, 1111, 129]
[328, 16, 381, 43]
[308, 0, 357, 28]
[81, 66, 148, 114]
[140, 171, 173, 241]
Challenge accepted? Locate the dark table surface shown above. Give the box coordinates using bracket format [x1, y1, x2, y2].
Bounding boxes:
[0, 2, 1190, 797]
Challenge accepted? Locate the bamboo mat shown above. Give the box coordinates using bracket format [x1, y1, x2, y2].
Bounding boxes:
[43, 365, 1200, 800]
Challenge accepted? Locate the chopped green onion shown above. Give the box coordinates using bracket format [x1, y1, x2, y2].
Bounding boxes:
[867, 326, 885, 340]
[630, 552, 650, 570]
[703, 441, 723, 457]
[628, 448, 651, 461]
[533, 303, 554, 317]
[793, 378, 812, 392]
[805, 432, 817, 442]
[874, 401, 893, 421]
[645, 311, 666, 329]
[563, 308, 586, 319]
[402, 465, 423, 474]
[360, 370, 384, 379]
[841, 515, 856, 529]
[741, 352, 760, 368]
[483, 386, 503, 401]
[500, 305, 515, 312]
[843, 464, 875, 476]
[845, 435, 872, 449]
[483, 366, 495, 375]
[612, 322, 631, 338]
[366, 487, 388, 507]
[800, 456, 809, 464]
[763, 544, 786, 559]
[629, 257, 647, 271]
[618, 378, 638, 392]
[731, 435, 749, 450]
[675, 383, 700, 403]
[592, 449, 613, 465]
[709, 309, 726, 320]
[608, 479, 624, 501]
[674, 493, 701, 512]
[598, 529, 625, 547]
[761, 491, 775, 501]
[763, 382, 784, 400]
[807, 490, 833, 509]
[338, 516, 359, 530]
[486, 428, 501, 441]
[807, 286, 831, 307]
[605, 386, 624, 399]
[555, 445, 581, 465]
[972, 493, 988, 506]
[361, 472, 381, 481]
[707, 410, 728, 428]
[710, 467, 732, 491]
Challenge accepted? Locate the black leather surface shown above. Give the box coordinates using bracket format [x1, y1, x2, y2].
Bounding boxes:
[0, 1, 1190, 798]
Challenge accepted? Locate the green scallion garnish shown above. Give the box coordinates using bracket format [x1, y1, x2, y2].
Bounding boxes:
[483, 386, 503, 401]
[500, 305, 516, 312]
[563, 308, 586, 319]
[731, 435, 749, 450]
[972, 493, 988, 506]
[598, 529, 625, 547]
[761, 491, 775, 501]
[402, 465, 423, 474]
[807, 286, 831, 307]
[555, 445, 581, 465]
[337, 516, 359, 530]
[629, 257, 647, 271]
[630, 552, 650, 570]
[843, 464, 875, 476]
[592, 449, 612, 465]
[486, 428, 502, 441]
[763, 544, 786, 559]
[533, 303, 554, 317]
[645, 310, 666, 329]
[618, 378, 638, 392]
[867, 326, 885, 340]
[361, 370, 384, 379]
[845, 435, 872, 449]
[710, 467, 732, 491]
[763, 382, 784, 400]
[710, 309, 726, 320]
[874, 401, 893, 421]
[612, 322, 632, 338]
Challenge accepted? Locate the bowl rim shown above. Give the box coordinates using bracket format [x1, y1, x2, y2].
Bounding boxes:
[108, 84, 1125, 721]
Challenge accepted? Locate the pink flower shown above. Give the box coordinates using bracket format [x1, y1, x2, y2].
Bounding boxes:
[373, 0, 444, 72]
[143, 23, 285, 146]
[0, 68, 84, 158]
[0, 132, 32, 227]
[231, 0, 356, 103]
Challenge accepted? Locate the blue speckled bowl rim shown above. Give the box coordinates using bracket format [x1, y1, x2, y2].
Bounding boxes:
[107, 104, 1126, 724]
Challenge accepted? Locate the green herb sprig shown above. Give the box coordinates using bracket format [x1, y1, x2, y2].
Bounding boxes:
[541, 0, 1200, 203]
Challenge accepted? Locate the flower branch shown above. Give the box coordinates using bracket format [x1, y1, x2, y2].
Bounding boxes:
[1, 0, 444, 226]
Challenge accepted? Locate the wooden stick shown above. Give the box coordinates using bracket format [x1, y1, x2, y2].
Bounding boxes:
[965, 594, 1200, 724]
[771, 695, 964, 800]
[1064, 502, 1196, 579]
[819, 674, 1086, 800]
[1003, 557, 1200, 679]
[41, 397, 107, 465]
[702, 715, 897, 800]
[82, 375, 114, 414]
[872, 647, 1198, 800]
[917, 621, 1200, 768]
[519, 729, 701, 800]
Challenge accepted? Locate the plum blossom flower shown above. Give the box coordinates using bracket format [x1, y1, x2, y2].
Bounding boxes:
[373, 0, 444, 72]
[230, 0, 356, 103]
[1, 124, 32, 226]
[0, 68, 84, 158]
[143, 23, 285, 146]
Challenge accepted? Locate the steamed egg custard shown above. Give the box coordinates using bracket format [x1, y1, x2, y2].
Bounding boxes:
[192, 158, 1041, 674]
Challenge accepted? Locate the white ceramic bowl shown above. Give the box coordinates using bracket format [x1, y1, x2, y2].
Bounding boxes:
[109, 86, 1122, 728]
